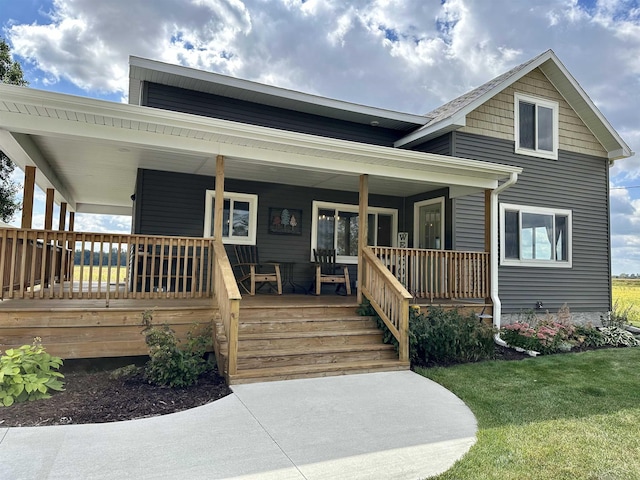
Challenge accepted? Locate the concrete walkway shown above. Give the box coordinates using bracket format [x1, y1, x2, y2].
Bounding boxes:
[0, 371, 477, 480]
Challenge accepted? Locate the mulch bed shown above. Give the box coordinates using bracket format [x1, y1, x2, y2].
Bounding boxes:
[0, 366, 231, 428]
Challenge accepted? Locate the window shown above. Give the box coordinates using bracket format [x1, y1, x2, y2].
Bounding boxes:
[514, 93, 558, 160]
[203, 191, 258, 245]
[500, 203, 572, 267]
[311, 201, 397, 263]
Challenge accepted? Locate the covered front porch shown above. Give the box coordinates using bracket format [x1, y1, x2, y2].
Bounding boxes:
[0, 82, 519, 383]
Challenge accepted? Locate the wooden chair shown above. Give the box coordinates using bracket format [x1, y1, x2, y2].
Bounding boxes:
[233, 246, 282, 295]
[313, 248, 351, 295]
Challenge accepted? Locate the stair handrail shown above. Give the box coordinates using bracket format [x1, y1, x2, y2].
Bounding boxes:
[211, 237, 241, 380]
[360, 246, 411, 362]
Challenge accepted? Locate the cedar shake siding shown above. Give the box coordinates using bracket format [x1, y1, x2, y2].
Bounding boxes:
[458, 68, 608, 158]
[451, 132, 611, 315]
[143, 83, 408, 146]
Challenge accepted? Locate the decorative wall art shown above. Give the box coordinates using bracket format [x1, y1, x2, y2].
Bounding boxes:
[269, 207, 302, 235]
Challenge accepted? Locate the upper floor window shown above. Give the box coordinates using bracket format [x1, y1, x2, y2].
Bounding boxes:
[311, 201, 397, 264]
[500, 203, 572, 268]
[514, 93, 558, 160]
[203, 190, 258, 245]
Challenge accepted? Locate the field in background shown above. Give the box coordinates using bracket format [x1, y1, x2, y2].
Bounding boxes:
[72, 265, 127, 284]
[612, 278, 640, 326]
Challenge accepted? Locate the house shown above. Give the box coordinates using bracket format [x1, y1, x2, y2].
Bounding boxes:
[0, 49, 632, 383]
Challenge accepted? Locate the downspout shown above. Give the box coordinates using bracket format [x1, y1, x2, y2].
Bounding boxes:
[491, 172, 518, 346]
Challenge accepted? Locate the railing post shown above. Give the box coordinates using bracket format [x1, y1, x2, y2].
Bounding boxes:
[399, 298, 409, 362]
[228, 300, 239, 376]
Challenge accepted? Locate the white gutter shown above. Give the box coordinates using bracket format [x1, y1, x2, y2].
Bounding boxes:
[490, 172, 519, 346]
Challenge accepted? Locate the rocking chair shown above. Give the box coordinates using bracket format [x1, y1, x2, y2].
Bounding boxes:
[313, 248, 351, 295]
[233, 245, 282, 295]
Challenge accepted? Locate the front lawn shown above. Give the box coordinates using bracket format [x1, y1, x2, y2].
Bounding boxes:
[419, 348, 640, 480]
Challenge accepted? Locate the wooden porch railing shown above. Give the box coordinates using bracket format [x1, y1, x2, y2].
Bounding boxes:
[211, 237, 241, 379]
[0, 228, 213, 300]
[371, 247, 490, 301]
[360, 247, 411, 362]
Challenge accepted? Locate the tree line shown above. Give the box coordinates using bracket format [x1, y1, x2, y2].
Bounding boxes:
[74, 248, 128, 266]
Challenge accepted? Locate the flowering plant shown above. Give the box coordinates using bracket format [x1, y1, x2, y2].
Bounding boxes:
[501, 313, 575, 354]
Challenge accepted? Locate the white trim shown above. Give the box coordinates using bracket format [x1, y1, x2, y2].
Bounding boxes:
[204, 190, 258, 245]
[514, 92, 559, 160]
[413, 197, 445, 249]
[311, 200, 398, 264]
[499, 203, 572, 268]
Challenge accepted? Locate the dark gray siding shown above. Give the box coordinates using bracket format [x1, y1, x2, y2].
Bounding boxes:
[452, 192, 486, 252]
[144, 83, 406, 146]
[410, 133, 452, 155]
[133, 168, 405, 286]
[452, 132, 611, 314]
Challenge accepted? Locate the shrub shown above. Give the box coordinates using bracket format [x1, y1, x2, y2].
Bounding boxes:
[604, 300, 633, 328]
[141, 311, 212, 388]
[573, 324, 606, 348]
[359, 301, 495, 366]
[0, 338, 65, 407]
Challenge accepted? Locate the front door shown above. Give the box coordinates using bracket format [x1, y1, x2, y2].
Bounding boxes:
[414, 198, 444, 249]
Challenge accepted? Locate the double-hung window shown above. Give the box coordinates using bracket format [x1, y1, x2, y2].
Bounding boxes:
[203, 190, 258, 245]
[500, 203, 572, 267]
[311, 201, 397, 263]
[514, 93, 558, 160]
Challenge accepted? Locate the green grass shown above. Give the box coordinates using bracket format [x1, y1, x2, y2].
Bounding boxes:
[612, 278, 640, 326]
[73, 265, 127, 284]
[419, 348, 640, 480]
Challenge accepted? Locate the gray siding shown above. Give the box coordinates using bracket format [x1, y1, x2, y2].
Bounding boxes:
[410, 133, 452, 155]
[133, 168, 405, 286]
[144, 83, 406, 146]
[452, 132, 611, 314]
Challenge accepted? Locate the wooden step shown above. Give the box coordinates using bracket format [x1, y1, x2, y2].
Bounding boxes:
[237, 330, 383, 350]
[239, 305, 360, 320]
[238, 316, 378, 334]
[236, 344, 397, 370]
[229, 359, 410, 384]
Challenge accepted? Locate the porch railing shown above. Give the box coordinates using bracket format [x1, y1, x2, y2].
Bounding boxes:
[360, 247, 411, 362]
[211, 237, 241, 379]
[0, 228, 213, 300]
[371, 246, 490, 301]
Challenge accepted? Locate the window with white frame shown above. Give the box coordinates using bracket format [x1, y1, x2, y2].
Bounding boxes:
[311, 201, 397, 263]
[203, 190, 258, 245]
[514, 93, 559, 160]
[500, 203, 572, 267]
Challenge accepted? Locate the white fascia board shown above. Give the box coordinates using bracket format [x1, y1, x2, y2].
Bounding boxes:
[394, 118, 465, 148]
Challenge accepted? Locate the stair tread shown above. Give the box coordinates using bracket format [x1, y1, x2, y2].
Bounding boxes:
[239, 316, 376, 324]
[239, 329, 382, 340]
[237, 343, 396, 358]
[232, 359, 409, 379]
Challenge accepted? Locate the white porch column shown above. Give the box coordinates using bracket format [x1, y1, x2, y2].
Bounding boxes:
[357, 174, 368, 304]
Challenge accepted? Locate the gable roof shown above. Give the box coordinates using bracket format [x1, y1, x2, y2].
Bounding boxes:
[395, 50, 633, 160]
[128, 56, 428, 132]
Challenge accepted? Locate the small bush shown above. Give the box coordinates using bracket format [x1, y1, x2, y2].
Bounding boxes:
[141, 311, 212, 388]
[409, 307, 496, 366]
[604, 300, 633, 328]
[573, 324, 606, 348]
[359, 301, 496, 367]
[0, 338, 65, 407]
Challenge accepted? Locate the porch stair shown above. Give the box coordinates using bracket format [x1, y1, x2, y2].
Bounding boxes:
[214, 301, 409, 385]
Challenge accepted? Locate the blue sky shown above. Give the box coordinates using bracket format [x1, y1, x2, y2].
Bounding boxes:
[1, 0, 639, 274]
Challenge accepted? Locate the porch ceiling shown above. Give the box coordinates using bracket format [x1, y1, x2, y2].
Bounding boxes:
[0, 84, 521, 215]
